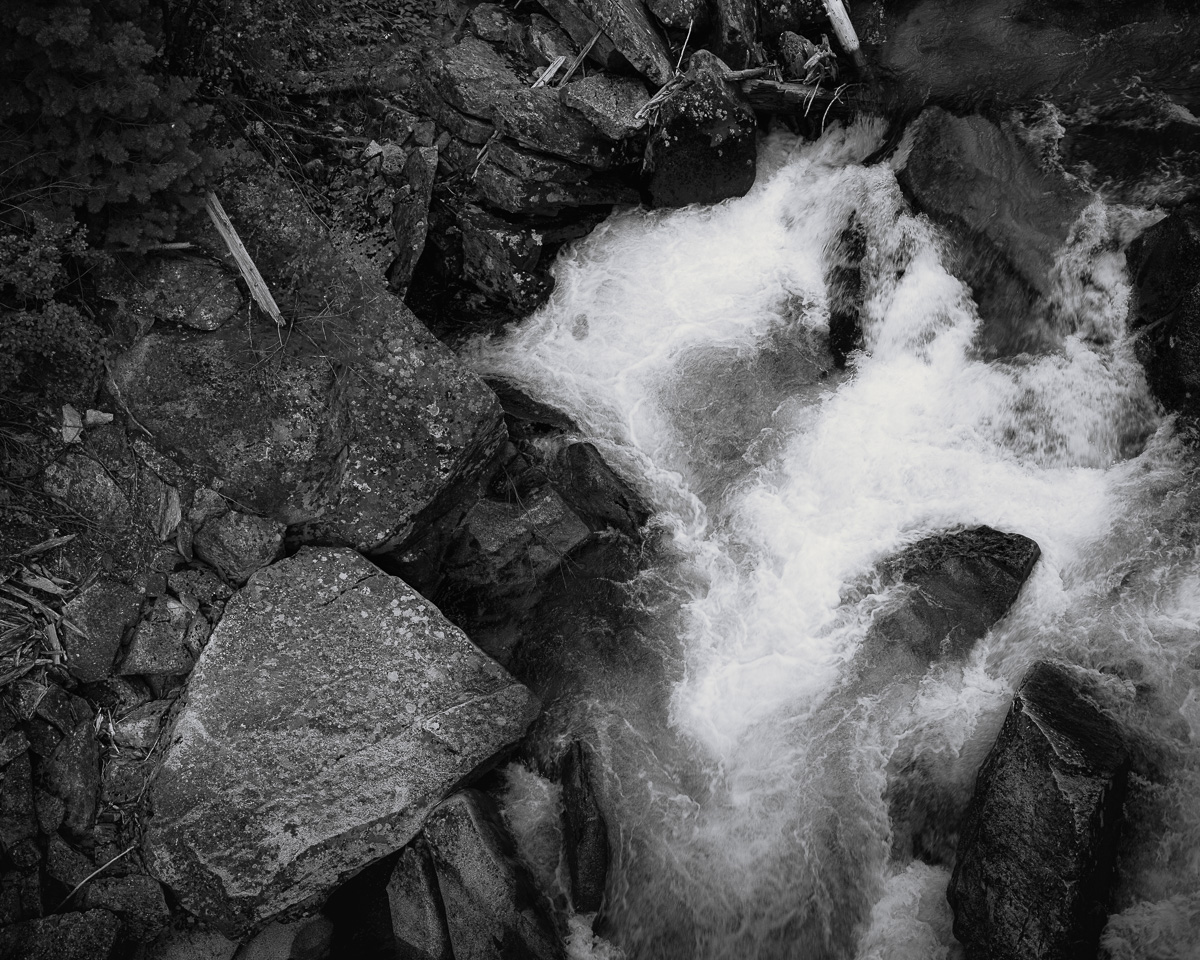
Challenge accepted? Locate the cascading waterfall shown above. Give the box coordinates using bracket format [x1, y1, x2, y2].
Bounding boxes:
[467, 119, 1200, 958]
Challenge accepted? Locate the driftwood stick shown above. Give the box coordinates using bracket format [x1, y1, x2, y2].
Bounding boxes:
[557, 29, 602, 87]
[205, 192, 284, 327]
[821, 0, 868, 74]
[739, 78, 872, 117]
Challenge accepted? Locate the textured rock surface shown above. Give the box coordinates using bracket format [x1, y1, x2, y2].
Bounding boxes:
[560, 75, 648, 141]
[0, 909, 122, 960]
[1126, 205, 1200, 421]
[63, 579, 144, 683]
[109, 167, 507, 556]
[570, 0, 674, 85]
[387, 841, 454, 960]
[130, 258, 244, 332]
[389, 146, 438, 297]
[644, 51, 757, 208]
[117, 595, 204, 677]
[422, 790, 565, 960]
[948, 661, 1129, 960]
[560, 741, 608, 913]
[192, 510, 285, 586]
[548, 442, 650, 539]
[143, 548, 540, 934]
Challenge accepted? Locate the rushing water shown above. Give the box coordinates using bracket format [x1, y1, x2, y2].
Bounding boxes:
[466, 121, 1200, 959]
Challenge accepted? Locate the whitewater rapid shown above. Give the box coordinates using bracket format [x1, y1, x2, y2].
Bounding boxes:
[467, 120, 1200, 959]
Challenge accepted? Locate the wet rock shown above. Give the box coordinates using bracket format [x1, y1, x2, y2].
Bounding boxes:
[560, 742, 609, 913]
[473, 159, 640, 217]
[0, 909, 122, 960]
[422, 790, 565, 960]
[860, 526, 1040, 685]
[570, 0, 674, 85]
[644, 51, 757, 207]
[387, 841, 453, 960]
[143, 547, 540, 934]
[390, 146, 438, 297]
[117, 595, 202, 677]
[646, 0, 709, 31]
[560, 75, 649, 141]
[458, 204, 554, 312]
[549, 442, 650, 539]
[0, 752, 37, 854]
[62, 579, 145, 683]
[427, 38, 614, 169]
[110, 167, 507, 557]
[897, 107, 1091, 356]
[826, 211, 866, 367]
[81, 875, 172, 942]
[948, 661, 1130, 960]
[1126, 205, 1200, 422]
[192, 510, 285, 586]
[131, 257, 244, 332]
[39, 720, 100, 842]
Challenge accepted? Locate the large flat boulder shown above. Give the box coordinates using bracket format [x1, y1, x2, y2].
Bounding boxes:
[948, 661, 1129, 960]
[110, 167, 507, 556]
[142, 548, 541, 935]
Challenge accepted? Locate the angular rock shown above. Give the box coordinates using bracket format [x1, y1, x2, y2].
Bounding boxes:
[549, 442, 650, 539]
[42, 453, 129, 527]
[102, 755, 155, 807]
[0, 865, 41, 925]
[468, 2, 523, 45]
[112, 700, 172, 752]
[39, 719, 100, 841]
[117, 595, 202, 677]
[826, 211, 866, 367]
[1126, 205, 1200, 421]
[489, 140, 594, 185]
[387, 841, 454, 960]
[948, 661, 1129, 960]
[0, 752, 37, 854]
[192, 510, 285, 586]
[571, 0, 674, 85]
[644, 51, 757, 208]
[168, 568, 233, 611]
[537, 0, 628, 72]
[35, 786, 66, 834]
[139, 925, 239, 960]
[0, 909, 122, 960]
[143, 547, 541, 934]
[474, 160, 639, 217]
[0, 729, 28, 769]
[761, 1, 826, 46]
[132, 258, 244, 332]
[560, 75, 649, 141]
[81, 875, 172, 942]
[422, 791, 565, 960]
[226, 916, 333, 960]
[416, 81, 497, 145]
[428, 39, 614, 169]
[859, 526, 1040, 686]
[47, 832, 96, 888]
[63, 578, 145, 683]
[525, 14, 577, 65]
[560, 742, 608, 913]
[458, 204, 554, 312]
[110, 168, 507, 557]
[390, 146, 439, 297]
[646, 0, 709, 31]
[897, 107, 1092, 356]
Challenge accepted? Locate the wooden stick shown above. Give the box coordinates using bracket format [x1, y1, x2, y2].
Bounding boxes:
[557, 29, 602, 87]
[532, 55, 567, 88]
[205, 192, 284, 327]
[821, 0, 868, 74]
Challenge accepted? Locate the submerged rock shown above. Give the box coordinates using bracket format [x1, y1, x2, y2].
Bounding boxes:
[948, 660, 1130, 960]
[422, 790, 565, 960]
[644, 51, 757, 208]
[143, 547, 540, 934]
[548, 442, 650, 539]
[1126, 205, 1200, 422]
[825, 211, 866, 367]
[559, 741, 609, 913]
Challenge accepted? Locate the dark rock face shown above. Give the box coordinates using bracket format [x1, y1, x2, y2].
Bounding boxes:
[422, 790, 565, 960]
[109, 168, 507, 557]
[948, 661, 1130, 960]
[387, 841, 454, 960]
[1126, 206, 1200, 421]
[644, 51, 757, 208]
[897, 107, 1091, 356]
[825, 212, 866, 368]
[548, 442, 650, 539]
[389, 146, 438, 297]
[62, 579, 144, 684]
[0, 909, 123, 960]
[559, 742, 609, 914]
[857, 526, 1040, 688]
[192, 509, 285, 586]
[143, 547, 540, 934]
[568, 0, 675, 86]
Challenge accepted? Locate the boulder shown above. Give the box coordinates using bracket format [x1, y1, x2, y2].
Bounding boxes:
[111, 700, 171, 752]
[570, 0, 675, 85]
[548, 442, 650, 539]
[63, 578, 145, 683]
[559, 742, 608, 913]
[39, 720, 100, 842]
[825, 212, 866, 367]
[142, 547, 540, 934]
[536, 0, 629, 72]
[129, 257, 244, 332]
[390, 146, 438, 297]
[948, 661, 1130, 960]
[458, 204, 554, 312]
[80, 875, 172, 942]
[109, 167, 507, 557]
[859, 526, 1040, 686]
[473, 159, 640, 217]
[192, 509, 285, 586]
[897, 107, 1092, 356]
[0, 909, 123, 960]
[117, 595, 204, 677]
[422, 791, 565, 960]
[646, 0, 709, 31]
[560, 75, 649, 141]
[427, 39, 614, 169]
[643, 51, 757, 208]
[387, 841, 454, 960]
[1126, 205, 1200, 421]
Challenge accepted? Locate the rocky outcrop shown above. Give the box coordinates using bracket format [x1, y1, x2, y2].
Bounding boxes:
[1126, 205, 1200, 422]
[142, 547, 540, 935]
[897, 107, 1092, 356]
[948, 661, 1130, 960]
[109, 167, 507, 557]
[644, 51, 757, 208]
[859, 526, 1040, 686]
